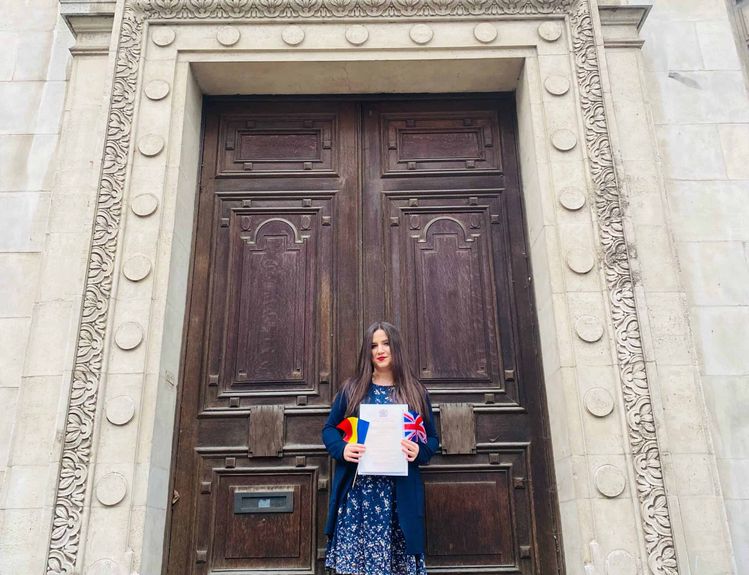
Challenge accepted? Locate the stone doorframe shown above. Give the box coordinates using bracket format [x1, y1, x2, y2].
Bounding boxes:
[45, 1, 681, 574]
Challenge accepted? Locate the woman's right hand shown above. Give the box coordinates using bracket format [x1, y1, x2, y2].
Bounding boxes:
[343, 443, 366, 463]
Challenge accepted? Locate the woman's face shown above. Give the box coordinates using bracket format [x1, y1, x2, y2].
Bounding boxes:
[371, 329, 392, 371]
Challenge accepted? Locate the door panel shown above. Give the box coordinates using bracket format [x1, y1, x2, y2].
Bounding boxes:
[167, 97, 561, 575]
[363, 99, 558, 574]
[217, 113, 339, 176]
[206, 195, 334, 406]
[385, 194, 515, 398]
[167, 100, 359, 575]
[380, 111, 502, 175]
[422, 453, 528, 569]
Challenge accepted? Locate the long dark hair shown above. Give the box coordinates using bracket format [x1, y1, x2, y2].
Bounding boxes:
[342, 321, 429, 420]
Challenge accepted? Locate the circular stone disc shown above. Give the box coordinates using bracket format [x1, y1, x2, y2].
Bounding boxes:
[122, 254, 152, 282]
[575, 315, 604, 343]
[144, 80, 170, 101]
[606, 550, 637, 575]
[544, 75, 570, 96]
[106, 395, 136, 426]
[346, 25, 369, 46]
[96, 472, 128, 506]
[584, 387, 615, 417]
[559, 188, 586, 211]
[151, 27, 176, 47]
[473, 23, 498, 44]
[538, 21, 563, 42]
[410, 24, 434, 45]
[138, 134, 165, 157]
[131, 193, 159, 217]
[594, 464, 626, 498]
[282, 25, 305, 46]
[552, 129, 577, 152]
[217, 26, 240, 46]
[115, 322, 144, 351]
[566, 248, 595, 274]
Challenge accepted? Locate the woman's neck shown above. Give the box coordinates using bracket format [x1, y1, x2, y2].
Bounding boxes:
[372, 368, 394, 386]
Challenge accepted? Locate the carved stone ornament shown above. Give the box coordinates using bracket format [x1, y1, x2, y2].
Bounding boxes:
[130, 192, 159, 216]
[538, 20, 563, 41]
[282, 25, 305, 45]
[409, 23, 434, 44]
[544, 74, 570, 95]
[144, 79, 170, 100]
[473, 23, 498, 43]
[95, 472, 128, 506]
[217, 25, 241, 46]
[607, 549, 638, 575]
[137, 133, 165, 157]
[151, 25, 175, 46]
[45, 2, 680, 575]
[584, 386, 615, 417]
[575, 314, 604, 342]
[122, 254, 153, 282]
[566, 247, 595, 274]
[346, 25, 369, 46]
[594, 464, 627, 498]
[559, 187, 586, 210]
[569, 1, 678, 571]
[105, 395, 136, 426]
[552, 128, 577, 151]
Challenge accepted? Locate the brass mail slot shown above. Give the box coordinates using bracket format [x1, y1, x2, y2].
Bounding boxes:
[234, 490, 294, 514]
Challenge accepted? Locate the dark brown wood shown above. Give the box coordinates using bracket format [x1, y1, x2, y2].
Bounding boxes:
[248, 405, 284, 457]
[166, 96, 563, 575]
[363, 98, 561, 575]
[212, 474, 312, 570]
[439, 403, 476, 455]
[425, 474, 510, 562]
[165, 100, 359, 575]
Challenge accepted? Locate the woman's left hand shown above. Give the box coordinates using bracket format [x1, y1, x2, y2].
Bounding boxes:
[400, 439, 420, 462]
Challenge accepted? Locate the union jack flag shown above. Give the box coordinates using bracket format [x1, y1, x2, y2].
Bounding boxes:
[404, 411, 427, 443]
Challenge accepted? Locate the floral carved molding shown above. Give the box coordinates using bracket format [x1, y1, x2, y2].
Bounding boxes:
[132, 0, 576, 18]
[45, 1, 679, 574]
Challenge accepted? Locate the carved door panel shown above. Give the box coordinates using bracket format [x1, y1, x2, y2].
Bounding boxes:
[362, 99, 561, 574]
[167, 98, 561, 575]
[166, 100, 361, 575]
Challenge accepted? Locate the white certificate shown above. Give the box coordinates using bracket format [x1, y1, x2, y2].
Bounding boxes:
[357, 403, 408, 476]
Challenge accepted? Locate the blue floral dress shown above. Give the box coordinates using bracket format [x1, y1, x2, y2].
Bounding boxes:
[325, 383, 428, 575]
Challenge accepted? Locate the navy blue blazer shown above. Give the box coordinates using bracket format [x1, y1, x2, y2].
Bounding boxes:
[322, 387, 439, 555]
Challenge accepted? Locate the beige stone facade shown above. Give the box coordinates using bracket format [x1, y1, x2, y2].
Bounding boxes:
[0, 0, 746, 574]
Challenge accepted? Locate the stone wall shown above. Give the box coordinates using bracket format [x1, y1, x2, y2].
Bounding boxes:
[0, 0, 73, 570]
[638, 1, 749, 572]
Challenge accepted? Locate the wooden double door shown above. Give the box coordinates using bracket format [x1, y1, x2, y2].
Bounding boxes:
[166, 96, 562, 575]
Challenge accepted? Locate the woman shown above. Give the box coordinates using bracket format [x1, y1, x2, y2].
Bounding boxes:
[322, 321, 439, 575]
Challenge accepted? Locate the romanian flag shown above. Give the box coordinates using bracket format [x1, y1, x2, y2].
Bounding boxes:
[404, 411, 427, 443]
[336, 416, 370, 444]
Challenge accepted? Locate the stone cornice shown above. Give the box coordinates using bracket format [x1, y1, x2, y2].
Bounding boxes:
[597, 3, 650, 48]
[59, 0, 115, 54]
[131, 0, 575, 18]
